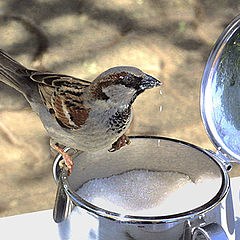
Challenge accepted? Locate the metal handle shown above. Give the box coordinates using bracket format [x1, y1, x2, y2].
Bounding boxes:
[192, 223, 228, 240]
[52, 148, 82, 223]
[53, 170, 72, 223]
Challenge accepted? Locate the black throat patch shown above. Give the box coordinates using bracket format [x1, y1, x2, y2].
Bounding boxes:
[108, 106, 131, 134]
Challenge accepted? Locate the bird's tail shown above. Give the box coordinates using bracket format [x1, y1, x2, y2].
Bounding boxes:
[0, 49, 37, 99]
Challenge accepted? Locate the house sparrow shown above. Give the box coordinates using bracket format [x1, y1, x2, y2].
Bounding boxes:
[0, 49, 162, 174]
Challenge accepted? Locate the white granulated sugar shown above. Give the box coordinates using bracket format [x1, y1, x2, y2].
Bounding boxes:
[76, 170, 219, 216]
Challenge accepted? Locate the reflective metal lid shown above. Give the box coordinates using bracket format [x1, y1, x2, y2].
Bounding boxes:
[201, 14, 240, 162]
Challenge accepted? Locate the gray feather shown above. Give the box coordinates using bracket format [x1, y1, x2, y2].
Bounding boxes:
[0, 49, 38, 101]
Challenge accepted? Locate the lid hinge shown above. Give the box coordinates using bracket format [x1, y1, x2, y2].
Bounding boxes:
[205, 149, 232, 172]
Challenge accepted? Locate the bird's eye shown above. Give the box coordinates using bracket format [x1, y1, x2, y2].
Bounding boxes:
[124, 74, 133, 81]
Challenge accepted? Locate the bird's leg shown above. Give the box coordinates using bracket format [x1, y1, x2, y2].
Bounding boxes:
[54, 144, 74, 176]
[108, 134, 131, 152]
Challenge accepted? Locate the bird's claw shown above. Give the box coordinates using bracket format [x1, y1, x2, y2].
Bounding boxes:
[55, 144, 73, 176]
[108, 135, 131, 152]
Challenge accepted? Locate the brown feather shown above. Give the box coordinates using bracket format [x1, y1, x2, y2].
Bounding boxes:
[52, 91, 89, 129]
[68, 104, 89, 127]
[36, 73, 91, 129]
[30, 72, 91, 87]
[38, 85, 55, 110]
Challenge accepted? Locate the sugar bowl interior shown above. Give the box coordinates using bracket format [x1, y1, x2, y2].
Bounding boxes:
[66, 137, 226, 219]
[53, 14, 240, 240]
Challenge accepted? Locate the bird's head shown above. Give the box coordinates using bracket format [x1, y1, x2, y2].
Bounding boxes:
[89, 66, 162, 106]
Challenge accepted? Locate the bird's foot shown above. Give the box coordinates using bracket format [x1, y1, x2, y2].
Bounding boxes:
[54, 144, 73, 176]
[108, 134, 131, 152]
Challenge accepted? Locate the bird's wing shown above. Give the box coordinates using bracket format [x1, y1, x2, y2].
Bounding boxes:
[30, 72, 91, 86]
[0, 49, 39, 99]
[31, 72, 91, 130]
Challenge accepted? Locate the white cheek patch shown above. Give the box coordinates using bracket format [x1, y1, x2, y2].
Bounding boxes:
[102, 84, 136, 105]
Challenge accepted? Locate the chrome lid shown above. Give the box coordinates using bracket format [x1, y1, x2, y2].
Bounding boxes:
[201, 14, 240, 162]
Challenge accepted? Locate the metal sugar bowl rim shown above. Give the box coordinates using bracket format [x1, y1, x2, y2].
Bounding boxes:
[53, 136, 230, 225]
[201, 13, 240, 162]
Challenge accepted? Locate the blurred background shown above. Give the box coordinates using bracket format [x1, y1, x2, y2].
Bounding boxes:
[0, 0, 240, 217]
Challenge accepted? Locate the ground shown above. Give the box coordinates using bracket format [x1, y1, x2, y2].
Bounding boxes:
[0, 0, 240, 217]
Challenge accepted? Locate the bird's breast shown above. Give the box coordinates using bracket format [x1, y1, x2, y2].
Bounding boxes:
[36, 101, 133, 151]
[107, 106, 132, 133]
[71, 105, 133, 150]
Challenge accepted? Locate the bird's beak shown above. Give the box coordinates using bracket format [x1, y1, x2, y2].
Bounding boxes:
[139, 74, 162, 90]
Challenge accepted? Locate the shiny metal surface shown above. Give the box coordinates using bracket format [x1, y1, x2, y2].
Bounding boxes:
[52, 148, 81, 223]
[53, 137, 229, 225]
[201, 14, 240, 162]
[53, 170, 72, 223]
[52, 137, 235, 239]
[192, 223, 228, 240]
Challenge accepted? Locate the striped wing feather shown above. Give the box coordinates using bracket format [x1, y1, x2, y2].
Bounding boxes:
[34, 72, 91, 130]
